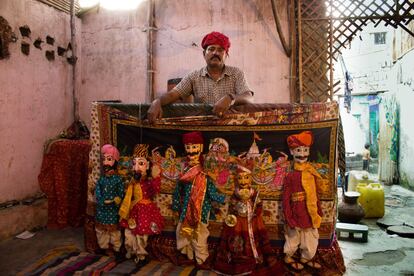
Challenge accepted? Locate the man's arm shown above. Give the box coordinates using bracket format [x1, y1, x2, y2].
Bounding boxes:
[212, 67, 254, 116]
[212, 91, 253, 116]
[147, 72, 194, 123]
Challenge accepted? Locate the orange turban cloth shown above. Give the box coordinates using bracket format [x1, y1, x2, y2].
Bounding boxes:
[201, 31, 231, 53]
[287, 131, 313, 149]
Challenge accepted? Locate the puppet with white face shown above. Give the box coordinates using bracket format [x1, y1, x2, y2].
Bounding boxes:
[119, 144, 164, 265]
[282, 131, 323, 271]
[95, 144, 124, 257]
[171, 131, 226, 269]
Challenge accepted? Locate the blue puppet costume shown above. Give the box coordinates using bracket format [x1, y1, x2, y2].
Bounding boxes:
[95, 144, 124, 255]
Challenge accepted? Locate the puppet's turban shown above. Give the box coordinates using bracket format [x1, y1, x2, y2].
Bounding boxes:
[287, 131, 313, 149]
[101, 144, 120, 161]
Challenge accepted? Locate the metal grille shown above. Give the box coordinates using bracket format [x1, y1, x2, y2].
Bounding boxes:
[296, 0, 414, 103]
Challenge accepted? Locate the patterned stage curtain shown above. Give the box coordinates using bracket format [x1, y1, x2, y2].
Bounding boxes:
[39, 139, 90, 229]
[84, 102, 345, 274]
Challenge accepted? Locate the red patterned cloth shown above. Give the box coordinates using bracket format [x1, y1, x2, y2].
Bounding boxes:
[120, 177, 164, 235]
[38, 139, 90, 228]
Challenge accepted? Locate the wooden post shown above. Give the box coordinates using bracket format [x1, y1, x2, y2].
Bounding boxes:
[329, 0, 333, 101]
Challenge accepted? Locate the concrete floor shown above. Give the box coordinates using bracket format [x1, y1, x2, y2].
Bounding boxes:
[0, 184, 414, 276]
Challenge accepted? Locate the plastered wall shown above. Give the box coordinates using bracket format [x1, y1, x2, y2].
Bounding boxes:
[0, 0, 81, 202]
[1, 0, 290, 204]
[79, 0, 291, 126]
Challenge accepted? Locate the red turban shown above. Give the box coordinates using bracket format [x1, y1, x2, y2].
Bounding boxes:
[182, 131, 204, 145]
[287, 131, 313, 149]
[201, 31, 231, 53]
[101, 144, 120, 161]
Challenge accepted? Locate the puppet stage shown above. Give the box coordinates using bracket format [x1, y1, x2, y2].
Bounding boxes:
[84, 102, 345, 274]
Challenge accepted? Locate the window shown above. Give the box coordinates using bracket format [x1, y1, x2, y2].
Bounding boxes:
[374, 32, 386, 45]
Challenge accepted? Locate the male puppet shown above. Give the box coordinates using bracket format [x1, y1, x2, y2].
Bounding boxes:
[95, 144, 124, 257]
[172, 131, 226, 268]
[283, 131, 323, 270]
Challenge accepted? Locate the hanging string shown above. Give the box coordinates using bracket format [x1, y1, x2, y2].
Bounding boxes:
[138, 103, 143, 144]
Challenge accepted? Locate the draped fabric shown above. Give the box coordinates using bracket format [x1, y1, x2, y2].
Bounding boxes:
[38, 139, 90, 228]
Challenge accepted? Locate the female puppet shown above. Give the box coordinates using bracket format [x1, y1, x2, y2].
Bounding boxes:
[119, 144, 164, 265]
[214, 165, 277, 275]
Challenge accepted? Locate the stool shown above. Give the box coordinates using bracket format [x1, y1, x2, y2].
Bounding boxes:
[335, 222, 368, 242]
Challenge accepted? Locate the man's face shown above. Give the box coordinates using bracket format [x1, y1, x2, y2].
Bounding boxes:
[290, 146, 310, 164]
[237, 172, 252, 189]
[204, 44, 226, 69]
[133, 156, 148, 174]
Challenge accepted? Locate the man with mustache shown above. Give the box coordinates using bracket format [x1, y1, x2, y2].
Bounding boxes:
[282, 131, 323, 271]
[148, 31, 254, 123]
[95, 144, 125, 257]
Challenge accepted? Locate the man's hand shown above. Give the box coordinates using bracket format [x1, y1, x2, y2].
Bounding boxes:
[147, 99, 162, 124]
[212, 94, 233, 117]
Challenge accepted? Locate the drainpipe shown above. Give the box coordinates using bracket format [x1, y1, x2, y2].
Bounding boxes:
[146, 0, 156, 102]
[70, 0, 79, 121]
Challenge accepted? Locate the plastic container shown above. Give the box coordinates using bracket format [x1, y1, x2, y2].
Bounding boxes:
[356, 183, 385, 218]
[347, 170, 377, 191]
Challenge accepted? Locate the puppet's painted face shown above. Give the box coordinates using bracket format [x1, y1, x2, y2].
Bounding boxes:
[237, 172, 252, 189]
[132, 156, 149, 177]
[102, 153, 116, 173]
[211, 142, 228, 154]
[185, 143, 203, 166]
[103, 153, 115, 166]
[290, 146, 310, 164]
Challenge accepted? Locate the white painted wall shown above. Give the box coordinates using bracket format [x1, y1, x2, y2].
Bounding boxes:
[334, 21, 414, 189]
[393, 49, 414, 189]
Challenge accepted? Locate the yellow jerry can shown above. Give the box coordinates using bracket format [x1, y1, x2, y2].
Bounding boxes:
[356, 183, 385, 218]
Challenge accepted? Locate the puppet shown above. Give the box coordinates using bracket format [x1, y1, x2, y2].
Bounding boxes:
[119, 144, 164, 265]
[95, 144, 124, 257]
[171, 131, 226, 269]
[214, 165, 278, 275]
[283, 131, 322, 270]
